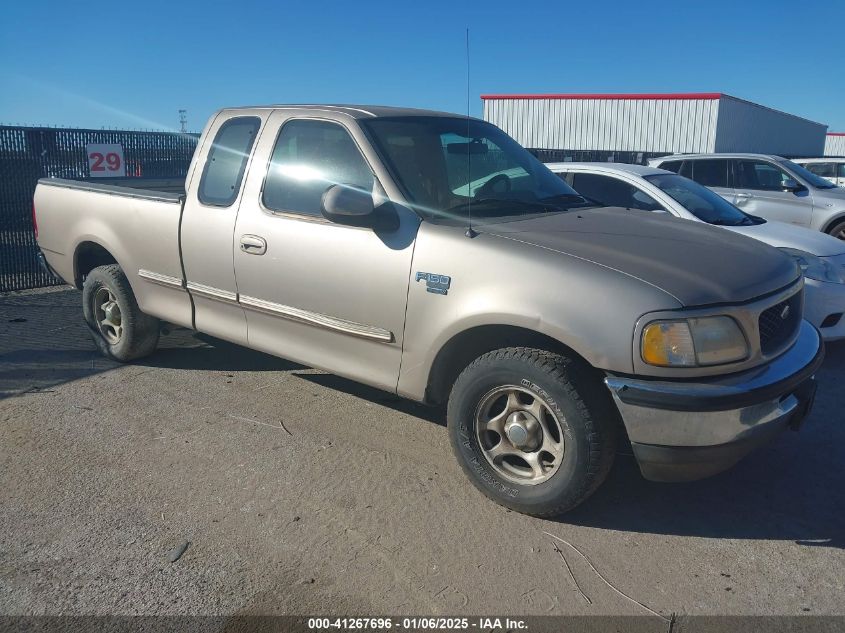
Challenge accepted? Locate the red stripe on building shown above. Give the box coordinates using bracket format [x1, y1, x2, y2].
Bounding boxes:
[480, 93, 723, 101]
[828, 132, 845, 137]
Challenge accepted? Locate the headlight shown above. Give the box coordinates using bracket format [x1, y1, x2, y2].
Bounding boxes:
[779, 248, 845, 284]
[642, 316, 748, 367]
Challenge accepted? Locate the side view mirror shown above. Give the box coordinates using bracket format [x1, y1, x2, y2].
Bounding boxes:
[321, 184, 375, 226]
[782, 178, 802, 192]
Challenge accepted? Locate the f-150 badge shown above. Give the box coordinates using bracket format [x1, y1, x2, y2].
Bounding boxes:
[416, 272, 451, 295]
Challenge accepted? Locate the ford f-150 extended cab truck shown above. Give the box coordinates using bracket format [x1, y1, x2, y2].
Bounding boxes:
[34, 105, 824, 516]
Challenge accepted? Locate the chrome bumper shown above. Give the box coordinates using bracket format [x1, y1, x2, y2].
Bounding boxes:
[605, 320, 824, 482]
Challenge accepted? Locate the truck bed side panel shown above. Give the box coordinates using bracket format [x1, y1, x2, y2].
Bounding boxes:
[34, 180, 193, 329]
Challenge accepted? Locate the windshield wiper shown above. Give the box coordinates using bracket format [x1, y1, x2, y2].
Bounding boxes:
[540, 193, 592, 206]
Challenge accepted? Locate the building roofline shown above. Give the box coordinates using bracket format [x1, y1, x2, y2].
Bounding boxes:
[480, 92, 723, 101]
[828, 132, 845, 137]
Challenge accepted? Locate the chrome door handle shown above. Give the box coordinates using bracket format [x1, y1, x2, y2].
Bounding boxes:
[239, 235, 267, 255]
[735, 193, 751, 198]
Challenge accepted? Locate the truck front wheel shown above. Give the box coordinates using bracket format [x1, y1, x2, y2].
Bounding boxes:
[447, 347, 617, 517]
[82, 264, 160, 362]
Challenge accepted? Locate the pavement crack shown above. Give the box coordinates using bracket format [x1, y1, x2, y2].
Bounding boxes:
[551, 541, 591, 604]
[543, 531, 669, 622]
[228, 414, 292, 434]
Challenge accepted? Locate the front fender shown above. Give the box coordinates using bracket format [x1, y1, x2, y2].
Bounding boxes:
[396, 224, 681, 401]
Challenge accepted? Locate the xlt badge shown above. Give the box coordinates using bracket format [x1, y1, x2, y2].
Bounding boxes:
[416, 272, 451, 295]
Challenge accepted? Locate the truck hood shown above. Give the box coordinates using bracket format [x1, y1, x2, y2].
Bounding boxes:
[725, 220, 845, 257]
[482, 208, 800, 307]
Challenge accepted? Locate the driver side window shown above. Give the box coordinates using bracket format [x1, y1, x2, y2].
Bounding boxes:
[263, 119, 374, 217]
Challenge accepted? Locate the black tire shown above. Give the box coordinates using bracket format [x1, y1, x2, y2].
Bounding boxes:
[82, 264, 160, 362]
[447, 347, 617, 517]
[827, 218, 845, 241]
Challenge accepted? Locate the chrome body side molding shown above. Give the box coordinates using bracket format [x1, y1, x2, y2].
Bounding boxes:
[138, 269, 185, 289]
[186, 281, 238, 304]
[239, 294, 393, 343]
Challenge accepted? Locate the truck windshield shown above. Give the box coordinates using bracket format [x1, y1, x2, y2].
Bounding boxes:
[362, 116, 591, 223]
[780, 159, 837, 189]
[644, 173, 760, 227]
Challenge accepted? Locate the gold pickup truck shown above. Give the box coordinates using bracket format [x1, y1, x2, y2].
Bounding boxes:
[34, 105, 823, 516]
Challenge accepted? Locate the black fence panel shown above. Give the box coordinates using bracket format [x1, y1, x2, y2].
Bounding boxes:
[0, 126, 198, 292]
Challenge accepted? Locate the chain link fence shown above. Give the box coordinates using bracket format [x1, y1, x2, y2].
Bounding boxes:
[0, 126, 197, 292]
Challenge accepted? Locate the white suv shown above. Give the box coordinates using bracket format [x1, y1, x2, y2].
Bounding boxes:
[649, 153, 845, 240]
[792, 158, 845, 188]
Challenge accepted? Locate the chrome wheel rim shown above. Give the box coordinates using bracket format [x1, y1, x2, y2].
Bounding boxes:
[474, 385, 565, 485]
[835, 226, 845, 241]
[94, 287, 123, 344]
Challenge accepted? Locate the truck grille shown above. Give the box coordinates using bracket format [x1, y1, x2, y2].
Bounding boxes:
[758, 290, 802, 355]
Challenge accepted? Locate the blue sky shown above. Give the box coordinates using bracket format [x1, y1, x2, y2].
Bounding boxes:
[1, 0, 843, 132]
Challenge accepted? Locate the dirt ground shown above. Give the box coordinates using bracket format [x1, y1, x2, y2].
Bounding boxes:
[1, 287, 843, 627]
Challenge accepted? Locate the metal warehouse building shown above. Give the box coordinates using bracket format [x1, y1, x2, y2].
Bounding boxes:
[825, 133, 845, 157]
[482, 93, 828, 163]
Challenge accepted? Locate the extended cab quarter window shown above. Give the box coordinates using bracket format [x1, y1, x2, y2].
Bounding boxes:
[263, 119, 374, 217]
[198, 116, 261, 206]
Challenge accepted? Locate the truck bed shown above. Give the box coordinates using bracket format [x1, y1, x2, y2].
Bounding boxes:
[37, 177, 186, 201]
[34, 176, 193, 330]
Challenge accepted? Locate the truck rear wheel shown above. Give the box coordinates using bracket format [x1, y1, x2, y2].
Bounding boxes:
[82, 264, 160, 362]
[447, 347, 617, 517]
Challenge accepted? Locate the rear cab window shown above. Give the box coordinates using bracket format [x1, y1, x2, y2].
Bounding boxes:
[198, 116, 261, 207]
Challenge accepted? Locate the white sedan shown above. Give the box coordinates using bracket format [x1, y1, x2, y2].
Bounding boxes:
[546, 162, 845, 341]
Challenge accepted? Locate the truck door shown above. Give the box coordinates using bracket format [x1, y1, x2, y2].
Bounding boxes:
[232, 111, 418, 392]
[180, 111, 267, 344]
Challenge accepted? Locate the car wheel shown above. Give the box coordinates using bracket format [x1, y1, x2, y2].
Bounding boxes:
[82, 264, 160, 362]
[447, 347, 618, 517]
[827, 218, 845, 241]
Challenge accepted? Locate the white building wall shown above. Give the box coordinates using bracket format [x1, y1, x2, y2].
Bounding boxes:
[713, 96, 827, 155]
[483, 95, 720, 153]
[482, 94, 828, 157]
[824, 134, 845, 156]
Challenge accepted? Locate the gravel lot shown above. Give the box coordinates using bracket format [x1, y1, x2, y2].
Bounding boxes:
[1, 287, 844, 625]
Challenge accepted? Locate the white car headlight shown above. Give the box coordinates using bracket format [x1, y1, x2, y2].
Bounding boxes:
[642, 316, 749, 367]
[779, 248, 845, 284]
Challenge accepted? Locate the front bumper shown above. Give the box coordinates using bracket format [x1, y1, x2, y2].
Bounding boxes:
[605, 320, 824, 482]
[804, 278, 845, 341]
